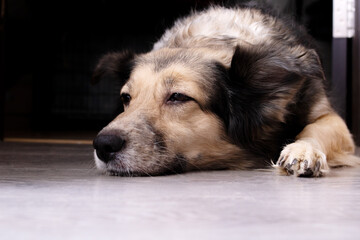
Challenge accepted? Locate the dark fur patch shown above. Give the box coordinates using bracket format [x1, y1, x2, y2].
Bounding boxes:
[166, 154, 187, 175]
[92, 50, 135, 85]
[203, 61, 231, 127]
[208, 45, 326, 160]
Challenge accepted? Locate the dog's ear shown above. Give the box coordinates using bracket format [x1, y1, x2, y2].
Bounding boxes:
[226, 46, 303, 157]
[91, 51, 135, 85]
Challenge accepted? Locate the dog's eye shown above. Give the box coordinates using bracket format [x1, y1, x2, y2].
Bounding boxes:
[167, 93, 192, 104]
[121, 93, 131, 106]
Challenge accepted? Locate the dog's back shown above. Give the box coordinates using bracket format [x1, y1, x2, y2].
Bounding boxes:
[154, 6, 316, 66]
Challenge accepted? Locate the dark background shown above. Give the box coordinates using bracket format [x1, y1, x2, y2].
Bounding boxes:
[0, 0, 339, 141]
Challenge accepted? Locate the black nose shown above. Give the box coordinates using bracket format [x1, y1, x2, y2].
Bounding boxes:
[93, 134, 126, 163]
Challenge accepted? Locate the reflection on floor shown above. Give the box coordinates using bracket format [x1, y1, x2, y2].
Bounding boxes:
[0, 142, 360, 240]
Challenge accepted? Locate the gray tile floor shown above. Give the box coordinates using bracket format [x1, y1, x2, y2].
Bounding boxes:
[1, 142, 360, 240]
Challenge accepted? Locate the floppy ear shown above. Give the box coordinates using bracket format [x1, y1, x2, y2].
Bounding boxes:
[226, 46, 303, 158]
[91, 51, 135, 85]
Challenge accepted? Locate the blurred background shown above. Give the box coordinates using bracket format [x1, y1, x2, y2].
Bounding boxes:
[0, 0, 359, 144]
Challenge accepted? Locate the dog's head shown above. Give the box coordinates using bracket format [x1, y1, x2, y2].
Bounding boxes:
[92, 48, 241, 176]
[92, 46, 307, 176]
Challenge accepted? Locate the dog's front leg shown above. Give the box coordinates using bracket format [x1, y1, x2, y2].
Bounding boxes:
[275, 113, 358, 177]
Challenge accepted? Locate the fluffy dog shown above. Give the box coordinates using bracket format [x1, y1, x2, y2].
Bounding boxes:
[92, 4, 359, 177]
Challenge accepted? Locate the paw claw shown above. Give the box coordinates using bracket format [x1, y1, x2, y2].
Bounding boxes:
[286, 168, 294, 175]
[278, 157, 285, 166]
[315, 161, 320, 172]
[304, 160, 309, 168]
[285, 163, 291, 170]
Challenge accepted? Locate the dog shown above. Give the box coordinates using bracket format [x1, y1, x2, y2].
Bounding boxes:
[92, 4, 359, 177]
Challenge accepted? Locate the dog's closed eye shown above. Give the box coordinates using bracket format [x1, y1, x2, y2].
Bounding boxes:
[167, 93, 193, 104]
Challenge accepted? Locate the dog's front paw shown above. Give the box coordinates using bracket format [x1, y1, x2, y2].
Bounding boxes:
[275, 141, 329, 177]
